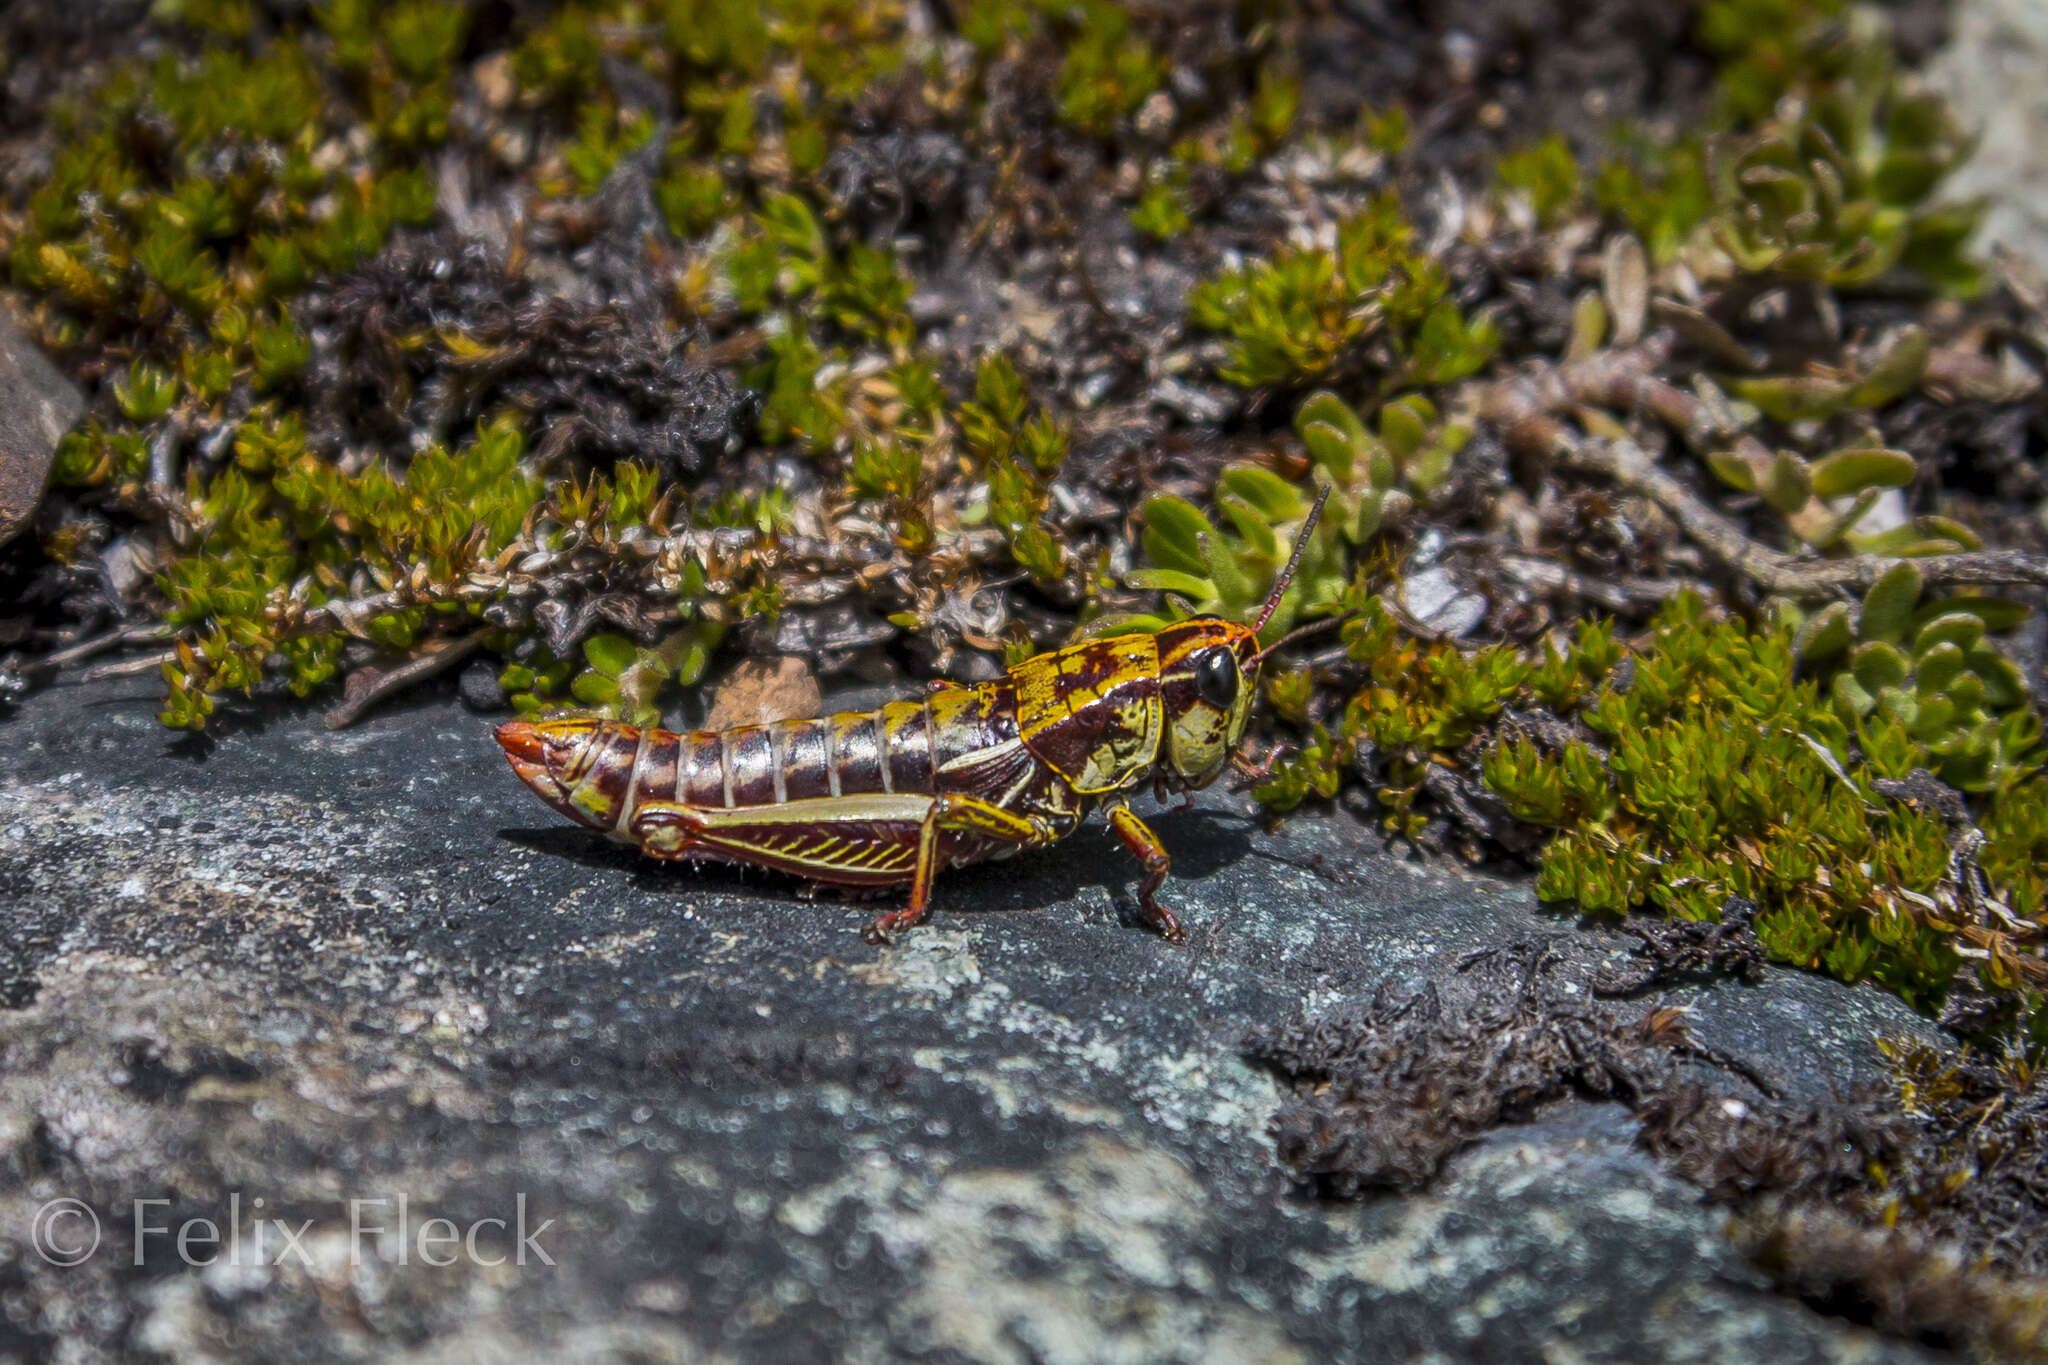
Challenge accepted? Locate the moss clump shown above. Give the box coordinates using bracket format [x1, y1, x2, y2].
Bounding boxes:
[1591, 1, 1979, 294]
[1186, 192, 1500, 391]
[156, 414, 528, 727]
[1116, 468, 1346, 644]
[957, 353, 1072, 586]
[1496, 134, 1584, 229]
[1242, 589, 2043, 1053]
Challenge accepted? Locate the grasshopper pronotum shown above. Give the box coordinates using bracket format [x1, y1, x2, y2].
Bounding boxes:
[497, 486, 1330, 943]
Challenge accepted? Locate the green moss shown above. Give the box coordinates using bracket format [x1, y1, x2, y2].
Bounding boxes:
[656, 157, 735, 238]
[1047, 0, 1167, 137]
[1187, 193, 1499, 391]
[1984, 784, 2048, 923]
[1119, 467, 1347, 642]
[2, 16, 455, 485]
[561, 101, 657, 197]
[958, 353, 1071, 584]
[1129, 179, 1193, 241]
[1252, 590, 2043, 1048]
[1496, 134, 1584, 228]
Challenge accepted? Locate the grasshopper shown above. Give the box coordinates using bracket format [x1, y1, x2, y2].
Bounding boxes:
[497, 486, 1329, 943]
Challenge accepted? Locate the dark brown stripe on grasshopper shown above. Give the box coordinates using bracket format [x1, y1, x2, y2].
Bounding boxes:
[829, 712, 886, 794]
[879, 698, 938, 796]
[681, 731, 724, 808]
[724, 726, 777, 807]
[639, 731, 681, 805]
[775, 718, 834, 802]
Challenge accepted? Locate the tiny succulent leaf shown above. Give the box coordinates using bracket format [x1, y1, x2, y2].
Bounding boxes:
[1861, 562, 1924, 642]
[1809, 447, 1916, 499]
[583, 633, 639, 678]
[1794, 602, 1854, 662]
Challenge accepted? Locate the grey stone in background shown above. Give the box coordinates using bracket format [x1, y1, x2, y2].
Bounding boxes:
[1928, 0, 2048, 269]
[0, 306, 84, 548]
[0, 677, 1947, 1361]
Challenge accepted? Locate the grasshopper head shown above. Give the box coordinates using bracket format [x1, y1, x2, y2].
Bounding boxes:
[496, 715, 635, 830]
[1155, 618, 1264, 789]
[1153, 480, 1330, 791]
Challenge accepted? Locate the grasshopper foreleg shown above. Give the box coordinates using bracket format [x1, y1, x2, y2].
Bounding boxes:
[1106, 804, 1185, 944]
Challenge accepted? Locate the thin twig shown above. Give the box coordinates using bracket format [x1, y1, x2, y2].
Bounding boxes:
[1486, 359, 2048, 598]
[323, 632, 488, 730]
[1559, 435, 2048, 596]
[37, 621, 174, 672]
[74, 651, 175, 683]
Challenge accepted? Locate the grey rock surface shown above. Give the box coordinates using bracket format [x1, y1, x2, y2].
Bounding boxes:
[0, 308, 84, 549]
[1927, 0, 2048, 269]
[0, 678, 1949, 1362]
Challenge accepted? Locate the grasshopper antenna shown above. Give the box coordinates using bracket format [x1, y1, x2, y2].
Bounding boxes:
[1252, 609, 1357, 666]
[1251, 481, 1331, 638]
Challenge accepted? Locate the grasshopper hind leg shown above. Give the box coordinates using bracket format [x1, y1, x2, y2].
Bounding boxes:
[626, 794, 1052, 945]
[862, 794, 1056, 945]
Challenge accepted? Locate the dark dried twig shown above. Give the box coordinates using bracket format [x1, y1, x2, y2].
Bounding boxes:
[33, 621, 174, 673]
[1486, 357, 2048, 597]
[1595, 896, 1769, 997]
[75, 651, 176, 683]
[324, 631, 487, 729]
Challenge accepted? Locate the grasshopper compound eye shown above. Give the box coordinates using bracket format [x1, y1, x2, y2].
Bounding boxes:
[1195, 647, 1239, 710]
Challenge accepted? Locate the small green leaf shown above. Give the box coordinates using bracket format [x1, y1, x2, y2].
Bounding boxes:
[1295, 390, 1367, 445]
[1140, 496, 1213, 575]
[1794, 602, 1853, 663]
[1860, 562, 1923, 643]
[1906, 515, 1980, 551]
[1968, 649, 2027, 708]
[1298, 421, 1357, 480]
[1912, 642, 1968, 698]
[1913, 612, 1987, 657]
[1911, 597, 2029, 634]
[1809, 447, 1915, 499]
[1706, 448, 1760, 492]
[1218, 466, 1306, 522]
[1756, 449, 1811, 515]
[1218, 493, 1280, 558]
[1126, 568, 1214, 598]
[572, 672, 621, 705]
[583, 633, 638, 678]
[1732, 374, 1852, 423]
[1380, 397, 1432, 463]
[1851, 641, 1911, 693]
[1202, 530, 1255, 612]
[1832, 671, 1876, 718]
[1845, 326, 1929, 409]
